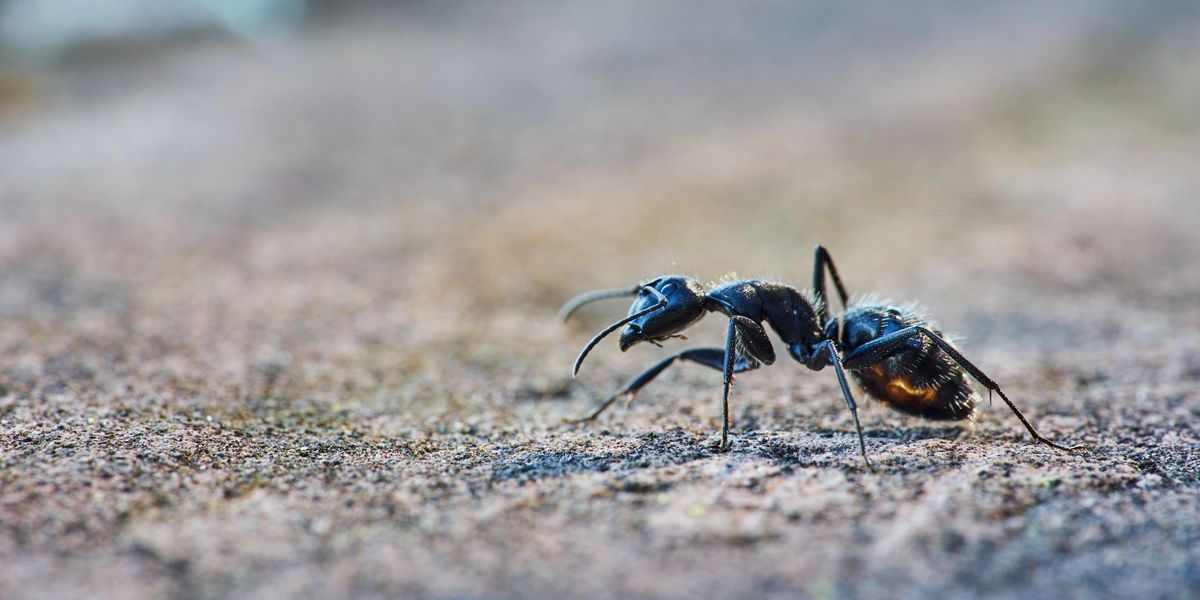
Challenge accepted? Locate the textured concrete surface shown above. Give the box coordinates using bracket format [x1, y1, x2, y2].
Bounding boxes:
[2, 2, 1200, 599]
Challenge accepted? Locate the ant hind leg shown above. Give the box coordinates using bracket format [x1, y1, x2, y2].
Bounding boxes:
[841, 326, 1086, 452]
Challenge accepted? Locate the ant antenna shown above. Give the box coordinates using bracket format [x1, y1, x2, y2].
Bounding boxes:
[572, 286, 668, 376]
[558, 285, 641, 322]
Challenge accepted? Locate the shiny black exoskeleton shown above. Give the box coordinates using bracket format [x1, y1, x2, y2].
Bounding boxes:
[559, 245, 1084, 468]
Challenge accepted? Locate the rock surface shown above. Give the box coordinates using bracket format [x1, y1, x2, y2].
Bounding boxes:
[2, 3, 1199, 599]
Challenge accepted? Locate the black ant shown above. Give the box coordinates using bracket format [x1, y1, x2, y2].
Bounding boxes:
[558, 245, 1085, 468]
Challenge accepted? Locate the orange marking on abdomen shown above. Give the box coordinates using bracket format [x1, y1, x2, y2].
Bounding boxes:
[862, 365, 938, 411]
[884, 377, 938, 405]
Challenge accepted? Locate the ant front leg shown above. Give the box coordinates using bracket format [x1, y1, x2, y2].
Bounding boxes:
[566, 348, 761, 425]
[842, 326, 1086, 452]
[719, 316, 776, 451]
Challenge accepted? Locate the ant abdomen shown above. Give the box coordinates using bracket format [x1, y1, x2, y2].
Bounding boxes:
[832, 303, 979, 420]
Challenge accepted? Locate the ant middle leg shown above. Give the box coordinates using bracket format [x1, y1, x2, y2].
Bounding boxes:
[808, 340, 872, 469]
[812, 245, 851, 322]
[841, 326, 1086, 452]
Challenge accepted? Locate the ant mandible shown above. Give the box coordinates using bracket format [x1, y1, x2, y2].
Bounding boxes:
[558, 245, 1085, 468]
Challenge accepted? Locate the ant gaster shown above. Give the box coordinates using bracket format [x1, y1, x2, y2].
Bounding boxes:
[559, 245, 1084, 468]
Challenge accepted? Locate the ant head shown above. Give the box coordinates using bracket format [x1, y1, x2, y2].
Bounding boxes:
[566, 275, 708, 376]
[618, 276, 707, 351]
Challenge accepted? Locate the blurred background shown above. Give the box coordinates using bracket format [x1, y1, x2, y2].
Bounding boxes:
[3, 2, 1200, 599]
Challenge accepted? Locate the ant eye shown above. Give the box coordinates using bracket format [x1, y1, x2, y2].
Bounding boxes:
[661, 283, 676, 294]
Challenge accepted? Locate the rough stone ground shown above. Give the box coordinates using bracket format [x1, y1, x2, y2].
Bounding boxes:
[2, 2, 1200, 599]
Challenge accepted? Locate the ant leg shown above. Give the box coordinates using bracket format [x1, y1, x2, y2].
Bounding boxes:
[809, 340, 872, 469]
[842, 326, 1086, 452]
[812, 245, 851, 323]
[719, 316, 777, 451]
[731, 315, 776, 365]
[566, 348, 759, 424]
[720, 319, 737, 451]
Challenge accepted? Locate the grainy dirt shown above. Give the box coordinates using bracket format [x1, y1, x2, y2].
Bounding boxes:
[3, 2, 1200, 599]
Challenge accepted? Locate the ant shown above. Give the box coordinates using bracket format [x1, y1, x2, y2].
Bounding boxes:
[558, 245, 1085, 468]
